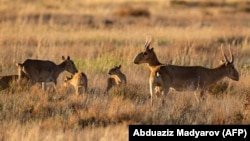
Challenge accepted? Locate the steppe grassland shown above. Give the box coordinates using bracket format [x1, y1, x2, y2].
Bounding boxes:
[0, 0, 250, 140]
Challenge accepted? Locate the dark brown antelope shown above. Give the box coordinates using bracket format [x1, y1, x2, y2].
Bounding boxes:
[133, 37, 239, 105]
[105, 65, 127, 93]
[0, 75, 19, 90]
[17, 56, 78, 91]
[0, 66, 29, 91]
[0, 74, 27, 90]
[64, 71, 88, 95]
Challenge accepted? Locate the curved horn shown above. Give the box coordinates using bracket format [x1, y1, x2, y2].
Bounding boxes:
[144, 36, 149, 49]
[228, 45, 234, 63]
[144, 36, 151, 50]
[221, 44, 229, 62]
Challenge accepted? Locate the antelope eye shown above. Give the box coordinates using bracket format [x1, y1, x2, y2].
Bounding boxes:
[143, 52, 148, 56]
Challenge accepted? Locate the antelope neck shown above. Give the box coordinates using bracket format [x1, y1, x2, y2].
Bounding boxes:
[147, 52, 162, 70]
[205, 64, 228, 83]
[55, 61, 67, 76]
[147, 58, 162, 71]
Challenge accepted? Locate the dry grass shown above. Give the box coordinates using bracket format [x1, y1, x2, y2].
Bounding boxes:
[0, 0, 250, 140]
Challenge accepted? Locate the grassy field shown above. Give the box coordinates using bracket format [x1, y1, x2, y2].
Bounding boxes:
[1, 0, 250, 140]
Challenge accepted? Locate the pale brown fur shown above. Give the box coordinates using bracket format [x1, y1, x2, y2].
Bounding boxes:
[64, 72, 88, 95]
[105, 65, 127, 93]
[134, 37, 239, 105]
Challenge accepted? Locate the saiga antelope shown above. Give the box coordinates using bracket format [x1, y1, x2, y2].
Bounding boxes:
[0, 73, 28, 91]
[64, 71, 88, 95]
[133, 37, 239, 105]
[105, 65, 127, 93]
[0, 66, 29, 91]
[0, 75, 19, 90]
[17, 56, 78, 91]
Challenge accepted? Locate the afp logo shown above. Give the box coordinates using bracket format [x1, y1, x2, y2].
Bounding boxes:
[223, 129, 247, 138]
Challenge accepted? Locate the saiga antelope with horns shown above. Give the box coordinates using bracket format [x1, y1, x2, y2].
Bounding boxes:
[133, 37, 239, 105]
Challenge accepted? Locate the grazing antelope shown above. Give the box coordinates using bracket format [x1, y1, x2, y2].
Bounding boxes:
[17, 56, 78, 91]
[134, 37, 239, 105]
[64, 71, 88, 95]
[105, 65, 127, 93]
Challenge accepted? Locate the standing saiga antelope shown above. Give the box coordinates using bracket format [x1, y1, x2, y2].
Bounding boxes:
[17, 56, 78, 91]
[105, 65, 127, 93]
[64, 71, 88, 95]
[133, 37, 239, 105]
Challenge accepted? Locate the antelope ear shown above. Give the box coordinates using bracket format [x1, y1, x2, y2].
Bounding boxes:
[80, 72, 84, 77]
[150, 48, 154, 51]
[67, 56, 70, 60]
[62, 56, 65, 60]
[118, 65, 121, 69]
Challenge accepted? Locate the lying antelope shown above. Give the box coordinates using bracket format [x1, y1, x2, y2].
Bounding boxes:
[0, 74, 28, 91]
[134, 37, 239, 105]
[105, 65, 127, 93]
[64, 71, 88, 95]
[0, 75, 18, 90]
[17, 56, 78, 91]
[0, 66, 29, 91]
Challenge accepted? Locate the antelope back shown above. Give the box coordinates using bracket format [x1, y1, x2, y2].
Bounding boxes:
[0, 75, 18, 90]
[75, 72, 87, 86]
[62, 56, 78, 74]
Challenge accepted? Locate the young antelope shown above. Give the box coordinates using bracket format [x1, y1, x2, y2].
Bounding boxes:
[105, 65, 127, 93]
[64, 72, 88, 95]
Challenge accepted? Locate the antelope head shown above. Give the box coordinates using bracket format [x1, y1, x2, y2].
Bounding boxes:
[63, 75, 73, 86]
[133, 36, 160, 66]
[108, 65, 122, 75]
[62, 56, 78, 74]
[220, 45, 239, 81]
